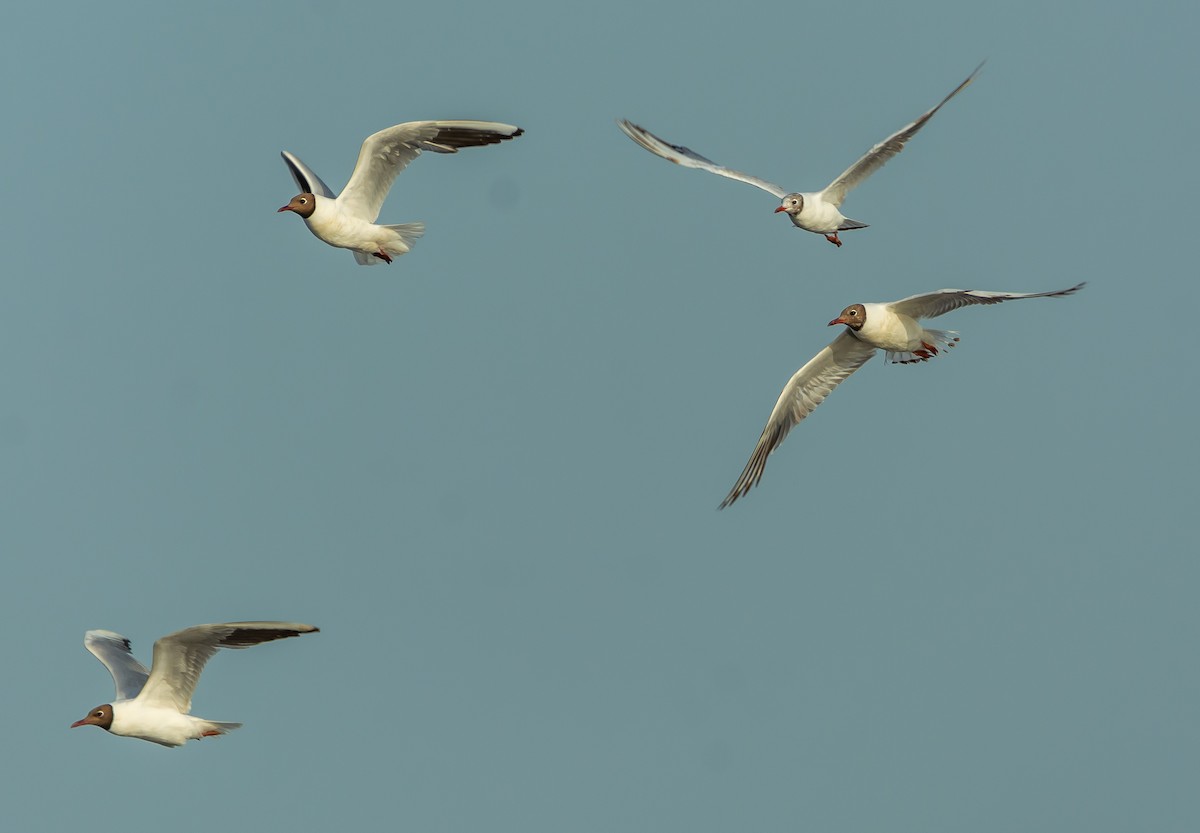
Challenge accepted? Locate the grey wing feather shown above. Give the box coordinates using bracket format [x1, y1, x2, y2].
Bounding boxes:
[280, 151, 338, 199]
[136, 621, 319, 713]
[338, 120, 524, 222]
[720, 332, 877, 509]
[616, 119, 788, 198]
[888, 282, 1085, 321]
[820, 62, 983, 207]
[85, 630, 150, 701]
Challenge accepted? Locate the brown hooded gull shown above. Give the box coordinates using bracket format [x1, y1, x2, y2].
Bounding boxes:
[70, 622, 318, 747]
[279, 120, 523, 264]
[617, 63, 982, 247]
[719, 282, 1085, 508]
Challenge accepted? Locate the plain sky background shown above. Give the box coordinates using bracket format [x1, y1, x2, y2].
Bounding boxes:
[2, 1, 1197, 831]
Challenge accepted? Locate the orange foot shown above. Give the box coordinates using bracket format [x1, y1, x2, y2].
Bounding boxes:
[373, 250, 393, 264]
[920, 341, 940, 356]
[824, 233, 843, 247]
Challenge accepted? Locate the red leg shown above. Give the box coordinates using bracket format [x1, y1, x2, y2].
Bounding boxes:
[200, 730, 222, 738]
[920, 341, 939, 356]
[824, 233, 843, 247]
[374, 250, 393, 264]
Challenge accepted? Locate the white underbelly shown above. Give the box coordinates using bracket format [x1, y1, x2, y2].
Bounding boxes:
[860, 311, 926, 352]
[792, 197, 845, 233]
[111, 703, 202, 746]
[305, 214, 377, 251]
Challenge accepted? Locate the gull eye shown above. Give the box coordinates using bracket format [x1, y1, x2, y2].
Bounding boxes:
[299, 198, 307, 204]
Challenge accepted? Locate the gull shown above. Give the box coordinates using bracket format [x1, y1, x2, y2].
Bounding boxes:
[70, 621, 318, 747]
[719, 282, 1085, 508]
[279, 120, 524, 264]
[617, 63, 982, 247]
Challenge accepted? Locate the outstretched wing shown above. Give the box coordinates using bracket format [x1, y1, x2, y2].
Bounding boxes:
[819, 62, 983, 208]
[136, 621, 319, 713]
[280, 151, 338, 199]
[337, 120, 524, 222]
[888, 282, 1085, 321]
[720, 331, 877, 509]
[84, 630, 150, 701]
[616, 119, 788, 198]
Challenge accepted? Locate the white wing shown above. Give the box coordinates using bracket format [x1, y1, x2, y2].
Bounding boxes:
[337, 120, 524, 222]
[888, 282, 1085, 321]
[819, 63, 983, 208]
[136, 621, 319, 713]
[84, 630, 150, 701]
[720, 331, 878, 508]
[280, 151, 338, 199]
[616, 120, 788, 198]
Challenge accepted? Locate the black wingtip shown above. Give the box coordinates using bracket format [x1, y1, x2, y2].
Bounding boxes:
[279, 151, 312, 195]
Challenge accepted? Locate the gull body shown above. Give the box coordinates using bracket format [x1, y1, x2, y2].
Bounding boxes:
[70, 621, 318, 747]
[719, 282, 1085, 508]
[618, 63, 982, 247]
[104, 701, 219, 749]
[279, 119, 524, 264]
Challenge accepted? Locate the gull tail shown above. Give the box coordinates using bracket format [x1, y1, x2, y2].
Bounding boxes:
[886, 329, 960, 365]
[197, 720, 243, 738]
[354, 222, 426, 266]
[837, 218, 869, 231]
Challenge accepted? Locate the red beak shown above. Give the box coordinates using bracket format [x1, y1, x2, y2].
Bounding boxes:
[773, 205, 787, 213]
[278, 205, 294, 213]
[70, 719, 88, 728]
[828, 317, 845, 327]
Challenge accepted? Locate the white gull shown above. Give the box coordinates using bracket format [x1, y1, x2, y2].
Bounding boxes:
[618, 64, 981, 247]
[279, 120, 523, 264]
[720, 282, 1085, 508]
[71, 621, 318, 747]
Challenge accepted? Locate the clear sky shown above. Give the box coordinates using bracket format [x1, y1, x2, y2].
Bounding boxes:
[2, 1, 1197, 831]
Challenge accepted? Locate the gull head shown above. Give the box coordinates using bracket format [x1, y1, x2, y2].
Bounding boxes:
[828, 304, 866, 331]
[775, 193, 804, 216]
[278, 193, 317, 218]
[71, 704, 113, 731]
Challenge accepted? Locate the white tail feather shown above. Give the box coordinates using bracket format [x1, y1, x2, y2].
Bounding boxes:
[198, 720, 243, 737]
[353, 222, 426, 266]
[382, 222, 425, 249]
[885, 329, 960, 364]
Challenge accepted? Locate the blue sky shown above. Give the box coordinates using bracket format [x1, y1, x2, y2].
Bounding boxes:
[2, 1, 1197, 831]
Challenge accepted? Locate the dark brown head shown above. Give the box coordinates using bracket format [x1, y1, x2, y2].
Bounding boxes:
[278, 193, 316, 218]
[71, 704, 114, 731]
[828, 303, 867, 331]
